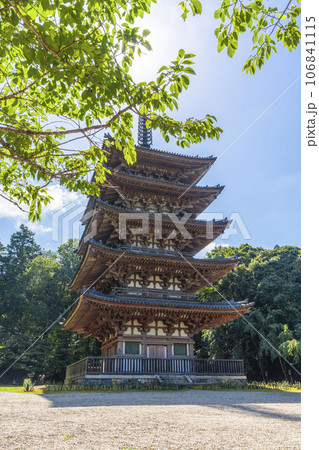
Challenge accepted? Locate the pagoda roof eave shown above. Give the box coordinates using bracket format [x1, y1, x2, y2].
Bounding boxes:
[105, 141, 217, 185]
[69, 240, 240, 291]
[99, 171, 224, 215]
[88, 238, 239, 264]
[134, 144, 217, 163]
[63, 289, 253, 331]
[95, 197, 229, 225]
[82, 197, 229, 226]
[77, 198, 230, 254]
[104, 168, 223, 192]
[104, 135, 217, 164]
[83, 288, 254, 310]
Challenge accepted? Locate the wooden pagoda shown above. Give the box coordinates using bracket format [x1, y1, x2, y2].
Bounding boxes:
[63, 123, 252, 383]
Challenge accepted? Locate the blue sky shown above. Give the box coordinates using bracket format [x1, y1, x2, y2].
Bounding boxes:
[0, 0, 300, 253]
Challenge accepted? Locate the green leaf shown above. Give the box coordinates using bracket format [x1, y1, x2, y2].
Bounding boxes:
[101, 35, 108, 54]
[227, 45, 235, 58]
[190, 0, 202, 15]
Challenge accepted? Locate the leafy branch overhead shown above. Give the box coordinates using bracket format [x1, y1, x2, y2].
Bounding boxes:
[0, 0, 300, 220]
[180, 0, 301, 74]
[0, 0, 222, 220]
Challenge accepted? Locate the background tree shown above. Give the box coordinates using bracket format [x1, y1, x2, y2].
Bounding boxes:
[0, 230, 100, 383]
[0, 225, 41, 381]
[195, 244, 301, 381]
[42, 240, 100, 382]
[0, 0, 300, 220]
[0, 230, 301, 383]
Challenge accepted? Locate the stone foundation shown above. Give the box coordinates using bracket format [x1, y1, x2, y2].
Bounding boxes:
[66, 373, 247, 386]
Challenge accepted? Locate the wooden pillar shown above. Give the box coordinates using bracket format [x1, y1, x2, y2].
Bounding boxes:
[117, 340, 124, 355]
[166, 337, 173, 357]
[188, 342, 194, 357]
[140, 336, 147, 357]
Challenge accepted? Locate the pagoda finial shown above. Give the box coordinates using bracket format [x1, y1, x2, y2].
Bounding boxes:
[138, 115, 152, 148]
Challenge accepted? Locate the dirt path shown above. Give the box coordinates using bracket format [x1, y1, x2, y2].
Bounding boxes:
[0, 390, 300, 449]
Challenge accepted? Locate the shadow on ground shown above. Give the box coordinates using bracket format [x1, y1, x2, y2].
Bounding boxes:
[40, 390, 300, 422]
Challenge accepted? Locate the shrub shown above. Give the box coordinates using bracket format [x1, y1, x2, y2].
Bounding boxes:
[23, 378, 34, 392]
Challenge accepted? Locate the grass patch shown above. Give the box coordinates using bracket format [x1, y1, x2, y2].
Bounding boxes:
[256, 384, 300, 393]
[0, 385, 47, 394]
[41, 380, 301, 394]
[212, 380, 301, 392]
[0, 386, 24, 393]
[1, 381, 300, 394]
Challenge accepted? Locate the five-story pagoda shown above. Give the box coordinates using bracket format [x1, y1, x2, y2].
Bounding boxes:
[64, 119, 252, 382]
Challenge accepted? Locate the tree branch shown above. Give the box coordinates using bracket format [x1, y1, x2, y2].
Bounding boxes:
[58, 20, 108, 55]
[269, 0, 292, 38]
[0, 189, 28, 213]
[0, 104, 135, 136]
[0, 137, 69, 180]
[0, 0, 26, 13]
[8, 0, 73, 68]
[0, 74, 48, 102]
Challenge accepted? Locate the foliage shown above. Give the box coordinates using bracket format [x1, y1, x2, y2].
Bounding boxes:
[0, 380, 301, 393]
[212, 379, 300, 391]
[0, 227, 100, 383]
[278, 324, 301, 364]
[180, 0, 301, 73]
[0, 230, 301, 383]
[0, 1, 300, 220]
[196, 244, 301, 381]
[42, 379, 300, 392]
[0, 0, 222, 220]
[22, 377, 34, 391]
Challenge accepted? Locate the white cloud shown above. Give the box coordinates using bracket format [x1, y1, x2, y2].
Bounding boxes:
[28, 223, 53, 234]
[0, 185, 84, 221]
[0, 185, 86, 241]
[43, 185, 84, 213]
[0, 196, 28, 220]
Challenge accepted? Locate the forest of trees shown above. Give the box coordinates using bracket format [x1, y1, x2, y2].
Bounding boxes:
[196, 244, 301, 381]
[0, 226, 100, 384]
[0, 226, 300, 384]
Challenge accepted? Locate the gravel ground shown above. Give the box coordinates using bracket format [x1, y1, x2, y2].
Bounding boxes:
[0, 390, 300, 449]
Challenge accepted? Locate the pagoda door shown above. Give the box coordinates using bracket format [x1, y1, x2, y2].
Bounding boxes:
[148, 345, 167, 358]
[147, 345, 167, 372]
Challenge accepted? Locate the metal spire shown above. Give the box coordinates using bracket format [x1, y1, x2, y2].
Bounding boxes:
[137, 115, 152, 148]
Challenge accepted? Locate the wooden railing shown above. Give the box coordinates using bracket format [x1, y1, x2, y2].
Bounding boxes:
[65, 358, 88, 383]
[65, 357, 245, 382]
[111, 287, 199, 301]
